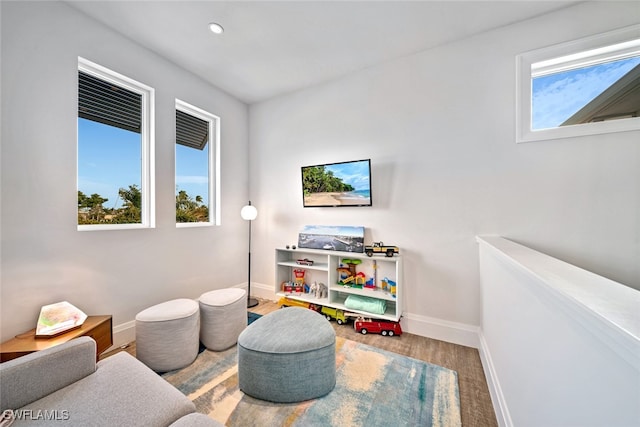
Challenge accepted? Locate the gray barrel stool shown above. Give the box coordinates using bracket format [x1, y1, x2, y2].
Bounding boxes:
[237, 307, 336, 403]
[135, 298, 199, 372]
[199, 288, 247, 351]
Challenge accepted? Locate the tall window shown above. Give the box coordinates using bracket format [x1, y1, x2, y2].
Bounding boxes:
[77, 58, 154, 229]
[175, 99, 219, 226]
[516, 25, 640, 143]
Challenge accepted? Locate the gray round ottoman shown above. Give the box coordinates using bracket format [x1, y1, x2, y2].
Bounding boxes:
[135, 298, 199, 372]
[199, 288, 247, 351]
[237, 307, 336, 403]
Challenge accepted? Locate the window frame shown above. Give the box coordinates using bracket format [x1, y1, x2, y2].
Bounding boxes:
[175, 99, 221, 227]
[77, 57, 155, 230]
[516, 24, 640, 143]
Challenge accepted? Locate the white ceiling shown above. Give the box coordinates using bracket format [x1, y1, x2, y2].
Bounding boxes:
[67, 1, 579, 104]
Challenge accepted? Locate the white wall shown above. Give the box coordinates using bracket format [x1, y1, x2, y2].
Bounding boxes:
[0, 2, 249, 343]
[478, 236, 640, 427]
[248, 1, 640, 337]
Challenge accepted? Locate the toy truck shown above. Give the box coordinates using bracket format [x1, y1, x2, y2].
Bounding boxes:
[364, 242, 399, 257]
[354, 317, 402, 336]
[320, 306, 349, 325]
[278, 297, 320, 312]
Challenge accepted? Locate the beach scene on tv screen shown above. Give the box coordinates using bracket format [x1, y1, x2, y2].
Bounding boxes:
[302, 160, 371, 207]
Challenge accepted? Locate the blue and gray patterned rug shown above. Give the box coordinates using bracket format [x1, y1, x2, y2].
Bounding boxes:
[163, 335, 461, 426]
[247, 311, 261, 325]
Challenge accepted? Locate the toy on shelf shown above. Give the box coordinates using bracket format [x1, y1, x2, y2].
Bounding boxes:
[364, 278, 376, 289]
[308, 281, 327, 299]
[364, 242, 399, 257]
[278, 296, 320, 312]
[293, 268, 306, 284]
[287, 268, 304, 293]
[341, 276, 354, 286]
[353, 316, 402, 336]
[281, 281, 293, 293]
[281, 280, 304, 294]
[342, 258, 362, 273]
[336, 266, 351, 281]
[337, 258, 366, 288]
[372, 259, 378, 288]
[381, 277, 397, 297]
[296, 258, 314, 266]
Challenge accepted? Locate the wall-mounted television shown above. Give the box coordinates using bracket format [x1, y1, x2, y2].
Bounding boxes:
[301, 159, 372, 208]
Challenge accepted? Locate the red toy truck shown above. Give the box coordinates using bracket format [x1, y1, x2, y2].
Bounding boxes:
[353, 317, 402, 336]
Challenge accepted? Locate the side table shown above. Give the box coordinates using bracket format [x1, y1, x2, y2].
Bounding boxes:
[0, 315, 113, 363]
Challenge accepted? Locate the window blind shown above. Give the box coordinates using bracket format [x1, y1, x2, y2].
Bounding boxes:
[176, 109, 209, 150]
[78, 71, 142, 133]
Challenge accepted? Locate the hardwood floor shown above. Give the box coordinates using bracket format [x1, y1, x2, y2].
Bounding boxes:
[103, 298, 498, 427]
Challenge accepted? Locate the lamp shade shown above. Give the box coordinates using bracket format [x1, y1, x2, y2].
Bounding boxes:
[241, 204, 257, 221]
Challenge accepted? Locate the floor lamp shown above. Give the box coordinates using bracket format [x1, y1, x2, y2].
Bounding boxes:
[241, 201, 259, 308]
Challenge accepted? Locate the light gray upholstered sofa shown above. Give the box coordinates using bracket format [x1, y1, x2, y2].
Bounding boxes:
[0, 336, 222, 427]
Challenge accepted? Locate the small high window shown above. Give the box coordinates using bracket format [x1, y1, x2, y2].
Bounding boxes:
[175, 100, 220, 226]
[516, 25, 640, 143]
[77, 58, 155, 229]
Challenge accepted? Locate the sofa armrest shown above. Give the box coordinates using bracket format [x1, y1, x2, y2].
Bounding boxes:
[0, 336, 96, 411]
[16, 351, 196, 426]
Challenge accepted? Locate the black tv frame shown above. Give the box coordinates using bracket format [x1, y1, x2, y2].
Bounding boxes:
[301, 159, 372, 208]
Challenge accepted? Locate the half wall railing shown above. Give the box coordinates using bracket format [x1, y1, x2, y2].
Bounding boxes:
[477, 236, 639, 427]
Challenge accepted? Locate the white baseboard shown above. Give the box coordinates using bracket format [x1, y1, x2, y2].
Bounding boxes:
[108, 284, 484, 354]
[250, 281, 480, 348]
[402, 312, 481, 349]
[478, 331, 512, 427]
[105, 320, 136, 353]
[250, 281, 277, 301]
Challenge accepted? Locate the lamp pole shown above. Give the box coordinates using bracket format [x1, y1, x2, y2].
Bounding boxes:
[241, 201, 259, 308]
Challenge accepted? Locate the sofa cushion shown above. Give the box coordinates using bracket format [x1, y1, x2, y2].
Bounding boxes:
[12, 352, 195, 427]
[0, 337, 96, 412]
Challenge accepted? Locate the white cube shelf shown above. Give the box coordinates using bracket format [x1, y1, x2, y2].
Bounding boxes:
[275, 247, 403, 321]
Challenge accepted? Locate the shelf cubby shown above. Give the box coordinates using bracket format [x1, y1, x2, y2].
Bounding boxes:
[275, 247, 402, 321]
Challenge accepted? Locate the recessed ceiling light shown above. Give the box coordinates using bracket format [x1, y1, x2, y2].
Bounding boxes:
[208, 22, 224, 35]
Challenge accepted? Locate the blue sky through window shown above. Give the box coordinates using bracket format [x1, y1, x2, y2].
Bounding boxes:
[176, 142, 209, 205]
[532, 56, 640, 130]
[78, 118, 209, 208]
[78, 118, 141, 209]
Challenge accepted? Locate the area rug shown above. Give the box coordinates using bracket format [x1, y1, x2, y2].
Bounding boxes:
[163, 336, 462, 427]
[247, 311, 262, 325]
